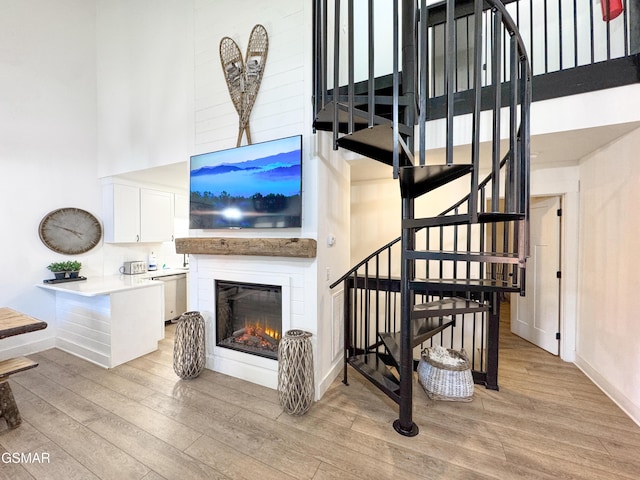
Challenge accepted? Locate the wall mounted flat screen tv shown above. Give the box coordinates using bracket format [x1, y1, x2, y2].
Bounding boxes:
[189, 135, 302, 229]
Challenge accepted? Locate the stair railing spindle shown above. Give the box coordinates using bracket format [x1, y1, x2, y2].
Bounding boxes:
[445, 0, 455, 166]
[507, 34, 518, 214]
[543, 0, 549, 73]
[364, 263, 370, 350]
[480, 185, 486, 280]
[313, 0, 319, 122]
[453, 207, 460, 279]
[348, 0, 355, 134]
[393, 0, 400, 178]
[470, 0, 483, 223]
[439, 225, 444, 279]
[368, 0, 375, 127]
[573, 0, 578, 67]
[491, 8, 502, 212]
[321, 0, 328, 106]
[332, 0, 341, 150]
[352, 270, 359, 354]
[558, 0, 564, 70]
[589, 0, 595, 64]
[375, 256, 380, 350]
[622, 0, 629, 56]
[342, 277, 351, 384]
[606, 0, 611, 60]
[419, 0, 429, 166]
[387, 247, 392, 332]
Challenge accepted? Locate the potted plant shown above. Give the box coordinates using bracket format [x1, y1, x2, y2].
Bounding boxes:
[47, 260, 82, 279]
[65, 260, 82, 278]
[47, 262, 68, 279]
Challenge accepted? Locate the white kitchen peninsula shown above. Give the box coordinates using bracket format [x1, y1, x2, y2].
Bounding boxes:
[38, 276, 164, 368]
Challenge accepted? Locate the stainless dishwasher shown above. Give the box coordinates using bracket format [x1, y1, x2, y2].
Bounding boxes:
[152, 273, 187, 322]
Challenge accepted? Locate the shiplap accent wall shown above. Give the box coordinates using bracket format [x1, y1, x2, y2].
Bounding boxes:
[190, 1, 343, 398]
[193, 0, 307, 152]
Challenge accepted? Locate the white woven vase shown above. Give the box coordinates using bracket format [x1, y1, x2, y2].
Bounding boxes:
[173, 311, 206, 379]
[277, 329, 314, 415]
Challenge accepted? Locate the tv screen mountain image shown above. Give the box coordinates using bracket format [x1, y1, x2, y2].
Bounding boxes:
[189, 135, 302, 229]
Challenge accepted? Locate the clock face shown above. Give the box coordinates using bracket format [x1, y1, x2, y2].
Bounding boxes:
[38, 208, 103, 255]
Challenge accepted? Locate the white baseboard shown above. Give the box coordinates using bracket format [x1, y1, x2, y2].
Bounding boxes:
[0, 337, 56, 360]
[317, 358, 342, 400]
[574, 353, 640, 427]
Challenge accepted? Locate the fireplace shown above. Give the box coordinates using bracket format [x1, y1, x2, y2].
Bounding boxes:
[215, 280, 282, 360]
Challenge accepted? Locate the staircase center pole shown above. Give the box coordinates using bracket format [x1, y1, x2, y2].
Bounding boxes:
[394, 0, 419, 438]
[395, 197, 419, 437]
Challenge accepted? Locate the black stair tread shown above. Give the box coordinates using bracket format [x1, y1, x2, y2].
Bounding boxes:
[348, 354, 400, 402]
[337, 126, 413, 167]
[410, 277, 521, 293]
[407, 250, 520, 263]
[314, 101, 411, 135]
[313, 102, 370, 134]
[477, 212, 526, 223]
[403, 211, 526, 229]
[412, 297, 488, 319]
[380, 316, 456, 363]
[399, 164, 473, 199]
[378, 333, 401, 368]
[403, 214, 471, 229]
[412, 317, 456, 345]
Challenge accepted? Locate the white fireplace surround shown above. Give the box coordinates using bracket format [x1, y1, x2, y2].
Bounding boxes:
[196, 266, 292, 389]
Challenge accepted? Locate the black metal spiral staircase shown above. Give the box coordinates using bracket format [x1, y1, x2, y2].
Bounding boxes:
[313, 0, 531, 436]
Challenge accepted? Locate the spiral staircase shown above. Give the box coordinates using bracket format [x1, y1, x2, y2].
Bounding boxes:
[313, 0, 531, 436]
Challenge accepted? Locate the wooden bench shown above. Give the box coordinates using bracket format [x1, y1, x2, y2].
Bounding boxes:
[0, 308, 47, 429]
[0, 356, 39, 429]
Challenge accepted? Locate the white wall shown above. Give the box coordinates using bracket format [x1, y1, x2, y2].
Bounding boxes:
[576, 126, 640, 425]
[0, 0, 100, 356]
[95, 0, 194, 273]
[96, 0, 194, 178]
[0, 0, 195, 359]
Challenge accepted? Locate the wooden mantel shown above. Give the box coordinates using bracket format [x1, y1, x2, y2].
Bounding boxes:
[175, 237, 317, 258]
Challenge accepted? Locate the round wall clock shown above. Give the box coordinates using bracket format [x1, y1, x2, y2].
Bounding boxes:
[38, 208, 103, 255]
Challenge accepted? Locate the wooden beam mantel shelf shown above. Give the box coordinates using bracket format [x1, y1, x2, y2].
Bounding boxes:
[175, 237, 317, 258]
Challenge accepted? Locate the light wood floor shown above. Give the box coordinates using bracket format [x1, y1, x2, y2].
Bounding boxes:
[1, 312, 639, 480]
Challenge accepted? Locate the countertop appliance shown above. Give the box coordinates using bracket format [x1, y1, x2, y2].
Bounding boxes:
[121, 261, 147, 275]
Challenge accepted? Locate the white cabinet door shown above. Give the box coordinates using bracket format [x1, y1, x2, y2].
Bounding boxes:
[103, 183, 141, 243]
[104, 184, 175, 243]
[140, 188, 174, 242]
[174, 193, 189, 219]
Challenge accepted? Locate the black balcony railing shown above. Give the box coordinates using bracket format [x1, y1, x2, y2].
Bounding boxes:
[425, 0, 639, 104]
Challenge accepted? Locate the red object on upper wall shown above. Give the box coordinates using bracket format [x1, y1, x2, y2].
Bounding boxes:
[601, 0, 624, 21]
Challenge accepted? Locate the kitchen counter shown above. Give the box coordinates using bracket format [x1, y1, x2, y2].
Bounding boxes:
[37, 275, 165, 368]
[37, 267, 189, 297]
[38, 274, 162, 297]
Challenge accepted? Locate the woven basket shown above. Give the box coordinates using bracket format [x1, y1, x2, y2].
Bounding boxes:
[417, 346, 474, 402]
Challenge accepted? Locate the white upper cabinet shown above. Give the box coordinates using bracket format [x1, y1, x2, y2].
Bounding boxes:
[103, 183, 175, 243]
[140, 188, 174, 242]
[174, 194, 189, 220]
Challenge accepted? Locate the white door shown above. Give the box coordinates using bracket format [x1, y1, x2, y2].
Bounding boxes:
[511, 196, 561, 354]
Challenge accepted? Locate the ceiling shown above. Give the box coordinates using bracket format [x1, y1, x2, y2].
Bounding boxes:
[351, 121, 640, 182]
[118, 121, 640, 187]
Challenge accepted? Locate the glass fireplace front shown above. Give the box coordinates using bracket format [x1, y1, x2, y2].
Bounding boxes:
[215, 280, 282, 360]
